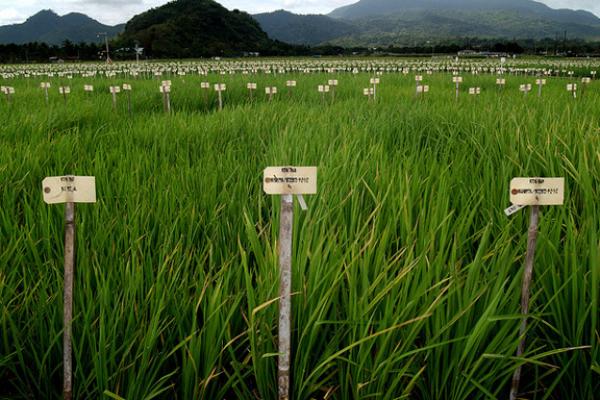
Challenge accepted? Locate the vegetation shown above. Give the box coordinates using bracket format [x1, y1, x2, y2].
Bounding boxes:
[257, 0, 600, 47]
[116, 0, 282, 58]
[253, 11, 357, 46]
[0, 59, 598, 399]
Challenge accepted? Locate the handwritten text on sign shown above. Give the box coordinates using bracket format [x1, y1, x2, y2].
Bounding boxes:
[510, 178, 564, 206]
[263, 167, 317, 195]
[42, 176, 97, 204]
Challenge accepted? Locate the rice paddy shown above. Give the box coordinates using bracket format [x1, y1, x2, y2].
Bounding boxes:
[0, 58, 598, 399]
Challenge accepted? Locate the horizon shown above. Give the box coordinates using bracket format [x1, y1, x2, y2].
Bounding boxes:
[0, 0, 599, 26]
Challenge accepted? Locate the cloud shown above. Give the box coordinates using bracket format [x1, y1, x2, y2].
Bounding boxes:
[0, 8, 28, 25]
[219, 0, 355, 14]
[537, 0, 600, 15]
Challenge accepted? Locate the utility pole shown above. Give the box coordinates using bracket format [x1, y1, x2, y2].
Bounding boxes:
[97, 32, 111, 64]
[134, 41, 143, 65]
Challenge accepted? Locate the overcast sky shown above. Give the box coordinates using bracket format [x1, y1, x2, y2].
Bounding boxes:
[0, 0, 598, 26]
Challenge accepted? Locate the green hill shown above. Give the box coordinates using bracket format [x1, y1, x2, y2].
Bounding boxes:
[118, 0, 278, 57]
[327, 0, 600, 44]
[253, 10, 357, 46]
[256, 0, 600, 47]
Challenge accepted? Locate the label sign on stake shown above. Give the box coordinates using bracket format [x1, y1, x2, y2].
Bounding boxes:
[416, 85, 429, 94]
[370, 78, 380, 100]
[160, 84, 171, 113]
[42, 176, 97, 204]
[214, 83, 226, 110]
[42, 175, 96, 400]
[535, 79, 546, 96]
[247, 82, 257, 100]
[453, 76, 463, 100]
[122, 84, 133, 115]
[263, 167, 317, 195]
[41, 82, 51, 104]
[263, 166, 317, 400]
[509, 177, 565, 206]
[507, 176, 564, 400]
[567, 83, 577, 98]
[265, 86, 277, 101]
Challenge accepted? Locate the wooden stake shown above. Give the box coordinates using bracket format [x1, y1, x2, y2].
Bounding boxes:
[278, 194, 293, 400]
[127, 91, 132, 117]
[510, 205, 540, 400]
[63, 202, 76, 400]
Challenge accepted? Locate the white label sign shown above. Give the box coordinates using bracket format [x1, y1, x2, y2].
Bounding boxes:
[510, 177, 565, 206]
[42, 176, 97, 204]
[263, 167, 317, 195]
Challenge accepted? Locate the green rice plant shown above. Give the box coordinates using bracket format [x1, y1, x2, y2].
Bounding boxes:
[0, 60, 598, 399]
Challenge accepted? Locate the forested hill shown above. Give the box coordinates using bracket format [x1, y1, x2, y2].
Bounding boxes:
[117, 0, 284, 57]
[255, 0, 600, 46]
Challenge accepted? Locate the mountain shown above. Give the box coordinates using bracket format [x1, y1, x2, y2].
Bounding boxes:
[0, 10, 124, 45]
[329, 0, 599, 23]
[117, 0, 279, 57]
[253, 10, 357, 45]
[325, 0, 600, 44]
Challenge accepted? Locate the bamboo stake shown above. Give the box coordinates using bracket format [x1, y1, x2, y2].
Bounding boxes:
[278, 194, 293, 400]
[509, 205, 540, 400]
[63, 202, 76, 400]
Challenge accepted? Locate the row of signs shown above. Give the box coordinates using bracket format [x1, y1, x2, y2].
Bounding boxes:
[42, 172, 564, 207]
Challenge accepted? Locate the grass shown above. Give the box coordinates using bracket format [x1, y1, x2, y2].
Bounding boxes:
[0, 60, 598, 399]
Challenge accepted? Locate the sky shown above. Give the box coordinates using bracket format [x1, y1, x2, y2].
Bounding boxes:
[0, 0, 599, 26]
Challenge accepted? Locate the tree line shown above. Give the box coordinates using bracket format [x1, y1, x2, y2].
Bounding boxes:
[1, 38, 600, 63]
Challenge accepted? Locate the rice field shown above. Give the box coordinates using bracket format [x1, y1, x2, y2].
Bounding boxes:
[0, 58, 598, 399]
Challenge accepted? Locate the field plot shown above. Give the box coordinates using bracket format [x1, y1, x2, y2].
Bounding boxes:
[0, 58, 599, 399]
